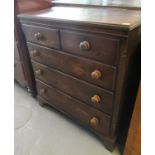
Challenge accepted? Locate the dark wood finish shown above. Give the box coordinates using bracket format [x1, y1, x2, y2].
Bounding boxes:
[61, 30, 120, 65]
[22, 24, 60, 49]
[32, 61, 114, 114]
[14, 0, 51, 95]
[28, 43, 116, 91]
[18, 6, 141, 151]
[123, 83, 141, 155]
[36, 80, 111, 135]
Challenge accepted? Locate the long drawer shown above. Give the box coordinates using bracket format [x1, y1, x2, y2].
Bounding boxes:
[28, 43, 116, 91]
[61, 30, 120, 66]
[36, 80, 111, 135]
[22, 24, 60, 49]
[33, 61, 113, 114]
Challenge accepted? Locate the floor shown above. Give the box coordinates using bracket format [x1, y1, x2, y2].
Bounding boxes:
[14, 83, 120, 155]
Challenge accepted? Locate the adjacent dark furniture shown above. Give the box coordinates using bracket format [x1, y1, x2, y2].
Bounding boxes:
[123, 83, 141, 155]
[14, 0, 51, 95]
[18, 6, 141, 151]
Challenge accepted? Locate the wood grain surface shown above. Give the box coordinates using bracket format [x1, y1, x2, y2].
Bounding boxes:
[18, 6, 140, 30]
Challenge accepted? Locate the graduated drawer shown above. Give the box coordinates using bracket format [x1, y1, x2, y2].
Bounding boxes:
[33, 62, 113, 114]
[28, 43, 116, 91]
[36, 80, 111, 135]
[22, 24, 60, 49]
[61, 30, 120, 66]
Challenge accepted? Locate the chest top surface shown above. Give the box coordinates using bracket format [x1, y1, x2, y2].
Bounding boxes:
[18, 6, 141, 31]
[53, 0, 141, 10]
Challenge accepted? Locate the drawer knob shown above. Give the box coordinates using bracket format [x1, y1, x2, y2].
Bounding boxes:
[31, 50, 39, 57]
[91, 70, 102, 80]
[91, 95, 101, 104]
[79, 41, 90, 50]
[35, 69, 43, 76]
[34, 32, 42, 40]
[39, 88, 46, 95]
[90, 117, 99, 127]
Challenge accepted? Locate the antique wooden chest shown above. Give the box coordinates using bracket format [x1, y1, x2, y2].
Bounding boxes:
[18, 6, 141, 151]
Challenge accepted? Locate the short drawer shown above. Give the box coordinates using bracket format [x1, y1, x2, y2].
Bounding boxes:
[33, 62, 113, 114]
[61, 30, 120, 66]
[36, 80, 111, 135]
[28, 43, 116, 90]
[22, 24, 60, 49]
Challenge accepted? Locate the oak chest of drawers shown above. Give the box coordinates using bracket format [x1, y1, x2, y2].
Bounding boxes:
[18, 6, 141, 151]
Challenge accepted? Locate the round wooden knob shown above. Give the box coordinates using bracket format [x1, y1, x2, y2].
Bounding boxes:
[91, 95, 101, 104]
[39, 88, 46, 95]
[79, 41, 90, 50]
[90, 117, 99, 127]
[35, 69, 43, 76]
[34, 32, 42, 40]
[91, 70, 102, 80]
[31, 50, 39, 57]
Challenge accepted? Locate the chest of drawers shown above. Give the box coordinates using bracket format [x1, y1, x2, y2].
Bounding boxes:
[18, 6, 140, 151]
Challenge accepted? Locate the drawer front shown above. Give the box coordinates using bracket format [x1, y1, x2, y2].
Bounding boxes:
[33, 62, 113, 114]
[61, 30, 120, 65]
[22, 24, 60, 49]
[28, 43, 116, 90]
[36, 80, 111, 135]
